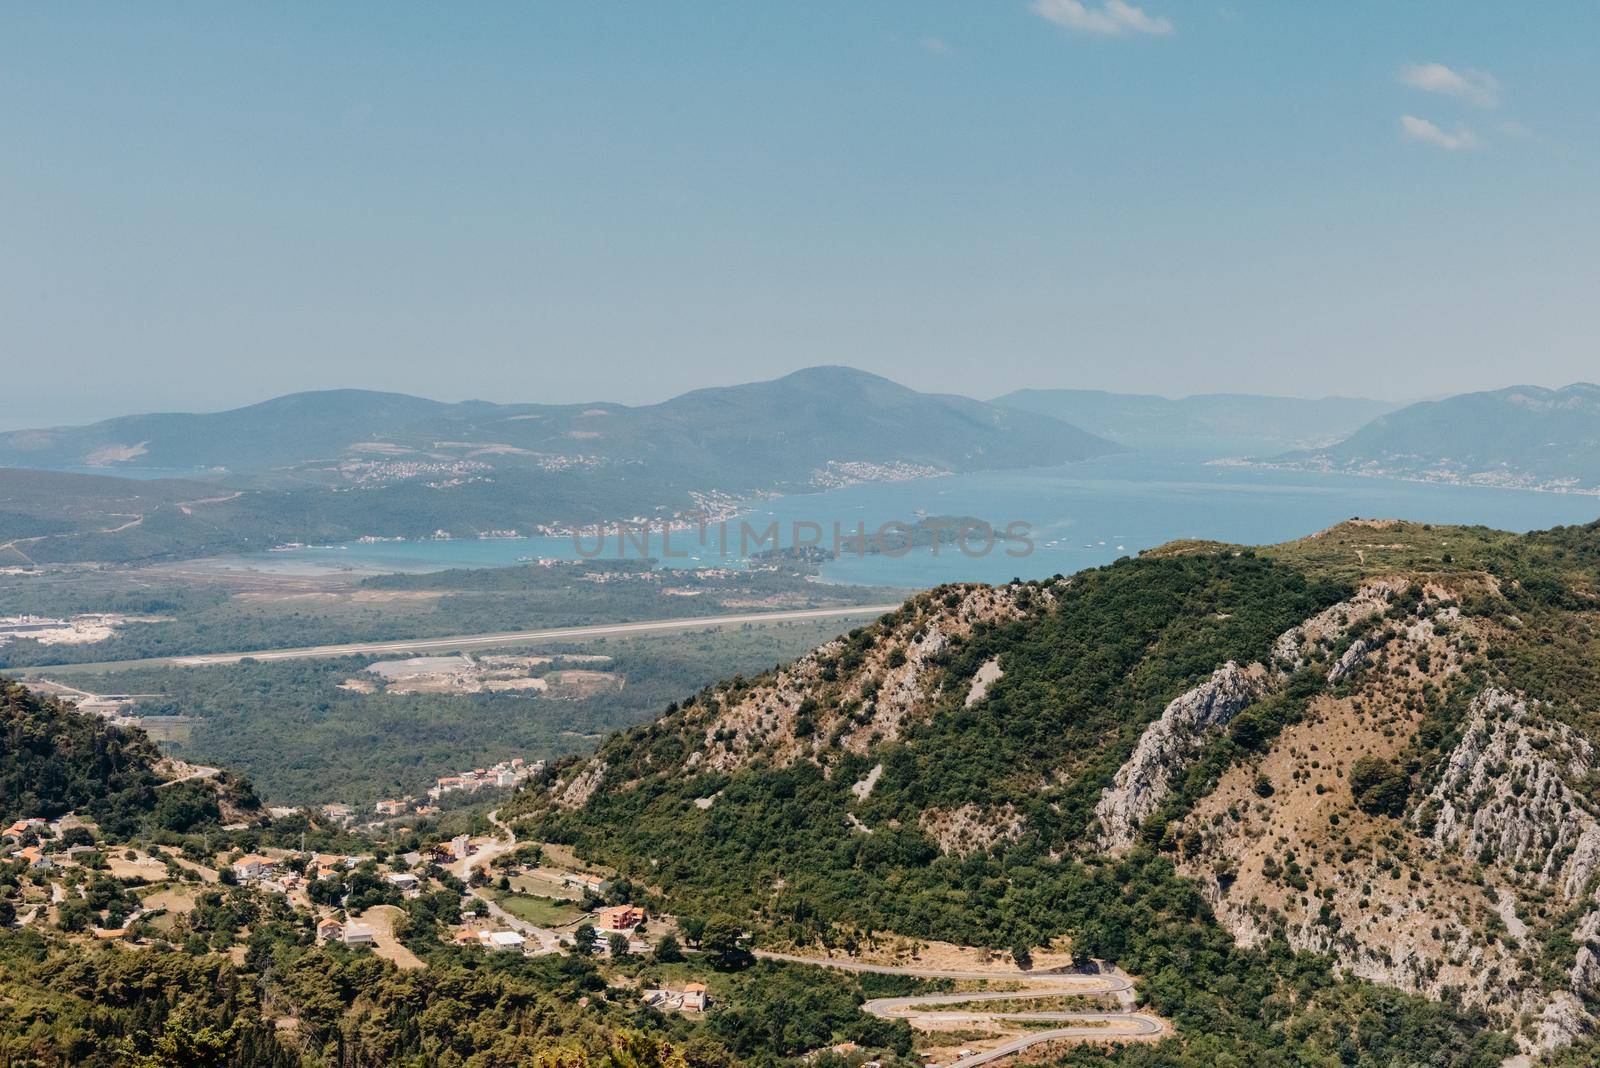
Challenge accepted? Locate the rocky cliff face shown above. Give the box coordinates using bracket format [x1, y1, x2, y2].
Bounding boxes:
[1424, 689, 1600, 900]
[1419, 688, 1600, 1052]
[1165, 582, 1600, 1059]
[1094, 661, 1270, 850]
[1172, 594, 1511, 1003]
[1095, 580, 1398, 851]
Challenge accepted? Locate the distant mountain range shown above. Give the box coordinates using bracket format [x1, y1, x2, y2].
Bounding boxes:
[11, 371, 1600, 567]
[0, 367, 1115, 484]
[1267, 383, 1600, 492]
[0, 367, 1120, 564]
[992, 388, 1398, 456]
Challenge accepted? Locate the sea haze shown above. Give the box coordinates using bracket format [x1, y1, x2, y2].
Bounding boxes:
[208, 454, 1600, 587]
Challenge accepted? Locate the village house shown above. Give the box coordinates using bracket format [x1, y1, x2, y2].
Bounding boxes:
[373, 799, 408, 817]
[594, 904, 644, 931]
[450, 922, 526, 953]
[316, 918, 343, 943]
[427, 758, 545, 800]
[483, 930, 525, 952]
[308, 853, 352, 881]
[232, 854, 276, 882]
[386, 872, 420, 894]
[642, 983, 710, 1013]
[15, 845, 51, 871]
[2, 818, 47, 845]
[427, 775, 465, 800]
[321, 803, 354, 825]
[558, 871, 610, 895]
[341, 923, 376, 948]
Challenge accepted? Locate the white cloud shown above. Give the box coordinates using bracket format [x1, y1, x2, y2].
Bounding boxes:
[1398, 62, 1499, 108]
[920, 36, 952, 55]
[1400, 114, 1481, 151]
[1031, 0, 1174, 37]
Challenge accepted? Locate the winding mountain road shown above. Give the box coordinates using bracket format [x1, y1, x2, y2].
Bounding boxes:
[752, 950, 1165, 1066]
[450, 817, 1164, 1061]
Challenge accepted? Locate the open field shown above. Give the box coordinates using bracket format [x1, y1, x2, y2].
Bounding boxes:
[489, 891, 584, 928]
[357, 905, 425, 970]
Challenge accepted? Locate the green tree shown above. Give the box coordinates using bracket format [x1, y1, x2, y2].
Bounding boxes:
[1350, 756, 1410, 817]
[700, 915, 749, 970]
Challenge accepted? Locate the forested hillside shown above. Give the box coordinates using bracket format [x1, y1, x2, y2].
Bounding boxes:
[512, 517, 1600, 1065]
[0, 679, 258, 837]
[0, 676, 926, 1066]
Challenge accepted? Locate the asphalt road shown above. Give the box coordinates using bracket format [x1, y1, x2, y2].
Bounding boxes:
[26, 603, 899, 673]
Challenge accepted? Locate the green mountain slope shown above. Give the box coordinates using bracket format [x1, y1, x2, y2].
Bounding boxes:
[508, 517, 1600, 1064]
[0, 678, 259, 836]
[0, 389, 459, 473]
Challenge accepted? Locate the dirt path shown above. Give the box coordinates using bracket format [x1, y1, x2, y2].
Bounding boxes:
[0, 513, 145, 560]
[752, 950, 1166, 1066]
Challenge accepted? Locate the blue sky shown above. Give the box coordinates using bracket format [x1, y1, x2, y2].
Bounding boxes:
[4, 3, 1597, 421]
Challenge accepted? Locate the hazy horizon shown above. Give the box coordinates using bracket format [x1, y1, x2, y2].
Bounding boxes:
[5, 362, 1594, 433]
[0, 361, 1522, 434]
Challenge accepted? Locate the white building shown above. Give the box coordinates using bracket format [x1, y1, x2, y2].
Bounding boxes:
[232, 854, 276, 882]
[484, 930, 525, 952]
[341, 923, 376, 947]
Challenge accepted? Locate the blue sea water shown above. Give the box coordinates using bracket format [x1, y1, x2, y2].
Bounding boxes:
[211, 456, 1600, 588]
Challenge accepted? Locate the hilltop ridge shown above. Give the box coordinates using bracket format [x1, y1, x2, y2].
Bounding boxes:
[508, 515, 1600, 1063]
